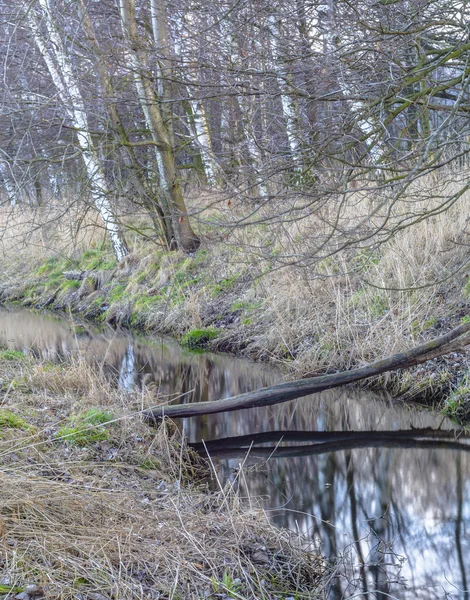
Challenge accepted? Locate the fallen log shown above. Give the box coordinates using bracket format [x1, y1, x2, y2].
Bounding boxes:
[143, 320, 470, 421]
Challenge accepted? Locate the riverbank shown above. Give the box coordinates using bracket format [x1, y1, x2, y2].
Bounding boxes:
[1, 197, 470, 420]
[0, 349, 326, 599]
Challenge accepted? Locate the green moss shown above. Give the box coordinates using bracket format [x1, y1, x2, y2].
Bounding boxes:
[181, 328, 220, 350]
[57, 425, 110, 446]
[56, 409, 115, 446]
[0, 349, 26, 361]
[211, 274, 239, 297]
[0, 409, 30, 430]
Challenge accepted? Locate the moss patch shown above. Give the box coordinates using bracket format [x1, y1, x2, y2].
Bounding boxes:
[181, 327, 220, 350]
[56, 408, 115, 446]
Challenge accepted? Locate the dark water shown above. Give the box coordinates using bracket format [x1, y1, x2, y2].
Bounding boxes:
[0, 308, 469, 599]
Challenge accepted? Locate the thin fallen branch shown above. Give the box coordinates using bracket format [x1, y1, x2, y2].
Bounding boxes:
[144, 320, 470, 421]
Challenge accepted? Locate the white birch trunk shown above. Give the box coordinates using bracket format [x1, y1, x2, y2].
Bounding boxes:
[0, 162, 17, 206]
[268, 15, 302, 163]
[172, 14, 219, 183]
[28, 0, 128, 261]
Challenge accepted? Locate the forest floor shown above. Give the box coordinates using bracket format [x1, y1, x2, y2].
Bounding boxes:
[0, 350, 326, 600]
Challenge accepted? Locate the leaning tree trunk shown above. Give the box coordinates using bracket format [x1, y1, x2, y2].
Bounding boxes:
[29, 0, 128, 261]
[118, 0, 200, 252]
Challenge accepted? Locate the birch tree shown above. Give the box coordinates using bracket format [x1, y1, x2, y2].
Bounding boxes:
[27, 0, 129, 261]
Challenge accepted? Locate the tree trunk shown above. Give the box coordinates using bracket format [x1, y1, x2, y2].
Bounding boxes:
[118, 0, 200, 252]
[29, 0, 129, 261]
[144, 321, 470, 420]
[77, 0, 174, 248]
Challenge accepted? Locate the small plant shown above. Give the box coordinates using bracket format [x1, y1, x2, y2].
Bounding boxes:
[56, 408, 115, 446]
[211, 571, 244, 598]
[443, 373, 470, 425]
[80, 249, 116, 271]
[0, 349, 26, 361]
[211, 274, 239, 297]
[180, 327, 220, 350]
[0, 409, 30, 430]
[61, 279, 81, 291]
[108, 283, 126, 303]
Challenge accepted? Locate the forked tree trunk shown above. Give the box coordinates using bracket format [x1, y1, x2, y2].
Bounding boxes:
[77, 0, 174, 249]
[118, 0, 200, 252]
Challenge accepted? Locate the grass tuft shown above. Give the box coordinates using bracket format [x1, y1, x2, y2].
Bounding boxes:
[181, 327, 220, 349]
[0, 349, 26, 361]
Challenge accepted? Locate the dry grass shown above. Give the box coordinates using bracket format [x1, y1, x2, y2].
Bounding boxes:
[1, 170, 469, 398]
[0, 355, 325, 600]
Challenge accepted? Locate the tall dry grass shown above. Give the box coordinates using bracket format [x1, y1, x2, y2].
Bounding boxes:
[1, 171, 469, 384]
[0, 354, 325, 599]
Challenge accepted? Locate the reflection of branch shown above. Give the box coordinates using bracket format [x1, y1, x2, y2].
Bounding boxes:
[145, 321, 470, 420]
[192, 435, 470, 460]
[455, 455, 469, 600]
[190, 428, 465, 452]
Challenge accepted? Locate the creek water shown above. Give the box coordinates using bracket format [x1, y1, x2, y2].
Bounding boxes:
[0, 307, 468, 599]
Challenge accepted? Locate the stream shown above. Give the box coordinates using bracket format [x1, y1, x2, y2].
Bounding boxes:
[0, 307, 468, 599]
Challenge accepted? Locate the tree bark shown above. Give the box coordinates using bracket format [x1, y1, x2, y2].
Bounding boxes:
[144, 321, 470, 420]
[118, 0, 200, 252]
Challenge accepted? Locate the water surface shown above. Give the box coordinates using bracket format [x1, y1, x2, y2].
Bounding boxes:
[0, 308, 468, 599]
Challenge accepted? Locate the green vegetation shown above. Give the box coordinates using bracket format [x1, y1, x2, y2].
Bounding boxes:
[0, 349, 26, 361]
[443, 378, 470, 426]
[61, 279, 81, 291]
[0, 409, 30, 430]
[108, 283, 126, 303]
[211, 571, 243, 598]
[80, 248, 116, 271]
[56, 408, 115, 446]
[180, 327, 220, 349]
[211, 274, 239, 296]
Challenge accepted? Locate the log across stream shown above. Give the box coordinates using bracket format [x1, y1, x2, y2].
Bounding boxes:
[143, 320, 470, 420]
